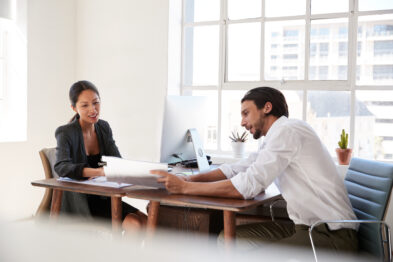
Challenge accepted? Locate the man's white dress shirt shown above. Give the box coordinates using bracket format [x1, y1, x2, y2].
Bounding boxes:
[219, 116, 357, 230]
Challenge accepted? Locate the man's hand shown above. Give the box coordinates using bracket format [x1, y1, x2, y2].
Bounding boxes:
[151, 170, 187, 194]
[175, 173, 191, 182]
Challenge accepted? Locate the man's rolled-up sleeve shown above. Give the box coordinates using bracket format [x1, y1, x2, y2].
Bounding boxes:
[219, 152, 259, 179]
[230, 129, 301, 199]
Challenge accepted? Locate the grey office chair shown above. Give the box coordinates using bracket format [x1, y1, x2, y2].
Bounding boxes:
[36, 148, 58, 216]
[309, 158, 393, 262]
[36, 148, 92, 218]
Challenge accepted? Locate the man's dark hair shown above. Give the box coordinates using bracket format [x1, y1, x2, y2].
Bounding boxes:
[241, 87, 289, 118]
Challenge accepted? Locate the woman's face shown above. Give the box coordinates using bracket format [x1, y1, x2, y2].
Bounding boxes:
[72, 89, 101, 125]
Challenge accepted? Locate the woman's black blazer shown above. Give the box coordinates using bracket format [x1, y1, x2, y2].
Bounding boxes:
[54, 117, 121, 179]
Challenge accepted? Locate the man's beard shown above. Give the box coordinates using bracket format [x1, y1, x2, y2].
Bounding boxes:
[253, 129, 262, 139]
[252, 112, 266, 139]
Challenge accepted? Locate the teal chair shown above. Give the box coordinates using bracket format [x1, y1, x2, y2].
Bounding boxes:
[309, 158, 393, 261]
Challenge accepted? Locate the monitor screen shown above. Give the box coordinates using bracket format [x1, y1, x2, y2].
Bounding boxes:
[160, 96, 208, 164]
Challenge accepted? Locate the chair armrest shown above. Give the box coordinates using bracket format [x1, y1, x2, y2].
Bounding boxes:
[269, 198, 286, 222]
[308, 219, 391, 262]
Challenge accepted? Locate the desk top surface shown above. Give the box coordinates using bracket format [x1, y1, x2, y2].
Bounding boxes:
[32, 178, 282, 212]
[31, 178, 134, 197]
[125, 184, 281, 212]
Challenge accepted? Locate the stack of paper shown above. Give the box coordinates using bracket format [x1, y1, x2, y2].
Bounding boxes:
[58, 176, 131, 188]
[103, 156, 168, 189]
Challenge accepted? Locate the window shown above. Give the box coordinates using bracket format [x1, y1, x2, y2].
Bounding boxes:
[319, 43, 329, 57]
[265, 20, 305, 80]
[339, 27, 348, 37]
[338, 42, 347, 57]
[283, 54, 298, 60]
[227, 22, 260, 81]
[373, 65, 393, 80]
[357, 41, 362, 56]
[359, 0, 393, 11]
[184, 26, 219, 85]
[283, 44, 297, 49]
[318, 66, 328, 80]
[180, 1, 393, 161]
[374, 40, 393, 56]
[0, 29, 5, 99]
[357, 14, 393, 85]
[373, 24, 393, 36]
[338, 66, 347, 80]
[266, 0, 305, 17]
[309, 66, 317, 80]
[310, 43, 317, 57]
[0, 12, 27, 142]
[283, 66, 298, 70]
[319, 28, 330, 37]
[283, 29, 299, 37]
[311, 0, 348, 14]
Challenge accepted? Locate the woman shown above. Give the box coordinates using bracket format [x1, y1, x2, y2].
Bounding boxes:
[54, 80, 147, 231]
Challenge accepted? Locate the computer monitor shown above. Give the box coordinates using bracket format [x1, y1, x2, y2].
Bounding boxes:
[160, 96, 209, 170]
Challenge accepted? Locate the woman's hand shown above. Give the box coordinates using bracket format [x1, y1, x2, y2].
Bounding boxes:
[151, 170, 187, 194]
[83, 167, 105, 179]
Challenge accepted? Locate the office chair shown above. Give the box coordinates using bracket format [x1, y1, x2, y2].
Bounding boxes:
[36, 148, 58, 216]
[309, 158, 393, 262]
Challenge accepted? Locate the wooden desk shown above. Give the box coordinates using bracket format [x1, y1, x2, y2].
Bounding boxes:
[32, 178, 281, 244]
[31, 178, 135, 231]
[125, 184, 282, 245]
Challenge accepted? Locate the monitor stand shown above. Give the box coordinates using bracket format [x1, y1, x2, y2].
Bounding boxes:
[187, 128, 210, 172]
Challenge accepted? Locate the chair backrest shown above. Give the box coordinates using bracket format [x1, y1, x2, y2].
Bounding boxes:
[36, 148, 58, 216]
[344, 157, 393, 257]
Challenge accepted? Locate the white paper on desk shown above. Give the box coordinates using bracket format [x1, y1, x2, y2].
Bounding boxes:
[102, 156, 168, 189]
[57, 176, 132, 188]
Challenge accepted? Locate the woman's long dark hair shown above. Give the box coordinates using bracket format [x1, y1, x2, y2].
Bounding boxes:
[69, 80, 100, 123]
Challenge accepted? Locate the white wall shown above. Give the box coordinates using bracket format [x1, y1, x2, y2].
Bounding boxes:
[75, 0, 168, 162]
[0, 0, 76, 220]
[0, 0, 169, 220]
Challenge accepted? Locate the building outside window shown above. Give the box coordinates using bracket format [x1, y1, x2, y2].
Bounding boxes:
[373, 65, 393, 80]
[339, 42, 348, 57]
[338, 65, 347, 80]
[374, 40, 393, 56]
[319, 43, 329, 57]
[181, 0, 393, 161]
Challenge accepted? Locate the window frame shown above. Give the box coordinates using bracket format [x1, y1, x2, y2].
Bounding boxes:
[180, 0, 393, 160]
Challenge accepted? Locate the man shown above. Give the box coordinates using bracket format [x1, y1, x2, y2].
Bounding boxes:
[151, 87, 358, 251]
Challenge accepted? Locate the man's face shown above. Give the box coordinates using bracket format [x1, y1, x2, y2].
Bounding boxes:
[241, 100, 268, 139]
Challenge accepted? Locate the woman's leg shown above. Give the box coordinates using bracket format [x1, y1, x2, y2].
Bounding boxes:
[122, 211, 147, 234]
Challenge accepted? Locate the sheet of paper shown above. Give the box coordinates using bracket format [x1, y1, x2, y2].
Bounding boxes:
[102, 156, 168, 188]
[57, 176, 132, 188]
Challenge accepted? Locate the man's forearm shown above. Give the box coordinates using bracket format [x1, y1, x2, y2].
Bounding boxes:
[183, 179, 243, 199]
[189, 168, 227, 182]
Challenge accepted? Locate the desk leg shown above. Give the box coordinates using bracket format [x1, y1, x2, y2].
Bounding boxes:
[111, 196, 122, 232]
[50, 189, 63, 219]
[147, 201, 160, 235]
[223, 210, 236, 246]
